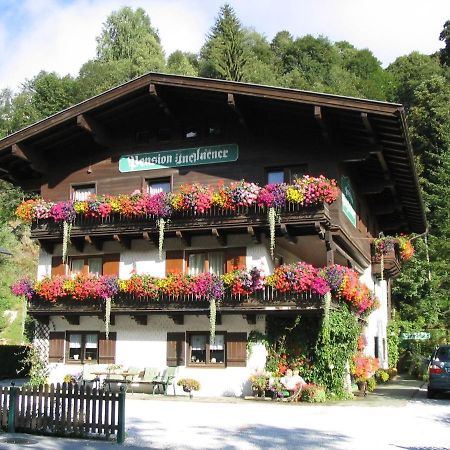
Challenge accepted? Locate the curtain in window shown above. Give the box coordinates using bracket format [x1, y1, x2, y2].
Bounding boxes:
[74, 187, 95, 201]
[191, 335, 206, 350]
[69, 334, 81, 348]
[88, 258, 102, 275]
[148, 182, 170, 195]
[85, 334, 98, 349]
[210, 334, 224, 350]
[188, 253, 205, 275]
[71, 259, 84, 275]
[208, 252, 224, 276]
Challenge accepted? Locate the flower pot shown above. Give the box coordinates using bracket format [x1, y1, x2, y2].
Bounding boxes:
[357, 381, 367, 397]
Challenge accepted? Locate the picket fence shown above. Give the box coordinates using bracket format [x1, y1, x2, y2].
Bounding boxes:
[0, 383, 125, 442]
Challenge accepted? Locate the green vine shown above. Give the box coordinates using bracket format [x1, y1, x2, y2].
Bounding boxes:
[21, 346, 49, 387]
[313, 304, 360, 397]
[387, 320, 400, 368]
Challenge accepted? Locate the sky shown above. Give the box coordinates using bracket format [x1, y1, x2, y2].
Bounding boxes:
[0, 0, 449, 91]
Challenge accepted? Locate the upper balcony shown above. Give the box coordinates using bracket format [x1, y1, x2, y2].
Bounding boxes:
[18, 177, 338, 252]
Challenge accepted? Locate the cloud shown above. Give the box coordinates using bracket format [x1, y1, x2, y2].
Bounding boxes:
[0, 0, 447, 91]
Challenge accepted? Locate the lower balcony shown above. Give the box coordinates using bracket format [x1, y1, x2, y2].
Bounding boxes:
[28, 288, 328, 324]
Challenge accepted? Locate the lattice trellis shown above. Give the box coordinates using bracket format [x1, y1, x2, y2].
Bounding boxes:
[33, 319, 50, 363]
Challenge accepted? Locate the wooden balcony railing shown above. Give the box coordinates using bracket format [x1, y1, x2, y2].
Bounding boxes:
[371, 249, 401, 279]
[27, 287, 326, 316]
[30, 203, 330, 240]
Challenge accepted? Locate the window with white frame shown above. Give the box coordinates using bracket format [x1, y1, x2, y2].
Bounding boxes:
[187, 251, 225, 276]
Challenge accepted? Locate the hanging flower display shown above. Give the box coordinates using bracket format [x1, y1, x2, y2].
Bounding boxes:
[373, 235, 415, 262]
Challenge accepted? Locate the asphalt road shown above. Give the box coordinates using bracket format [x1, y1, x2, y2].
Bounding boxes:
[0, 380, 449, 450]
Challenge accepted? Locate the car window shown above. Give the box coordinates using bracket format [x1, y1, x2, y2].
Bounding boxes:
[435, 347, 450, 362]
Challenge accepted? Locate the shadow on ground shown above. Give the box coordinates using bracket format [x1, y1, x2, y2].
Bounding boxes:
[126, 419, 351, 449]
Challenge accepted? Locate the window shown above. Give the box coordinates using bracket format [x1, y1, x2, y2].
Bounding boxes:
[67, 332, 99, 363]
[267, 170, 284, 184]
[147, 178, 171, 195]
[187, 250, 225, 276]
[72, 184, 96, 201]
[70, 256, 103, 276]
[188, 333, 225, 366]
[267, 165, 308, 184]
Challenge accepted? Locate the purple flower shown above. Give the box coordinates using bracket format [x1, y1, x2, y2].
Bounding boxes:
[11, 279, 35, 299]
[49, 202, 76, 222]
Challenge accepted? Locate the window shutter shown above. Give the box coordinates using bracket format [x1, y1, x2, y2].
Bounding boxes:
[51, 257, 66, 276]
[165, 250, 184, 275]
[48, 332, 65, 363]
[226, 332, 247, 367]
[226, 248, 246, 272]
[99, 332, 116, 364]
[102, 254, 120, 276]
[166, 332, 185, 367]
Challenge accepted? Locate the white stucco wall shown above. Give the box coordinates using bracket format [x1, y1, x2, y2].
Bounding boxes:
[360, 267, 389, 368]
[46, 314, 266, 397]
[38, 234, 274, 280]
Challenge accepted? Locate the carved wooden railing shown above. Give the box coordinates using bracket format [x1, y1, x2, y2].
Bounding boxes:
[30, 203, 330, 239]
[371, 248, 401, 279]
[27, 287, 326, 315]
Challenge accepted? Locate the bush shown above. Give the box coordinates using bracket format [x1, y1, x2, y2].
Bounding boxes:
[375, 369, 390, 383]
[177, 378, 200, 391]
[301, 384, 327, 403]
[366, 377, 377, 392]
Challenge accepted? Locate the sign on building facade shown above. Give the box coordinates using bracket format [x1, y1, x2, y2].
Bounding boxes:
[341, 176, 357, 227]
[119, 144, 239, 172]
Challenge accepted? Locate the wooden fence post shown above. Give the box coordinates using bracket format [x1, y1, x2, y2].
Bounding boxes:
[7, 382, 18, 433]
[117, 386, 126, 444]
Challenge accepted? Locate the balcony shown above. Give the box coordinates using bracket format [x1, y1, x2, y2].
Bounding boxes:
[30, 203, 331, 250]
[371, 248, 401, 279]
[27, 287, 327, 320]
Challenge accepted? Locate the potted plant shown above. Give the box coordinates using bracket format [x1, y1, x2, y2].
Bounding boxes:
[177, 378, 200, 399]
[249, 373, 270, 397]
[351, 355, 379, 396]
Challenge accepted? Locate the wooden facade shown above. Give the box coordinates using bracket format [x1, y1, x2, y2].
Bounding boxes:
[0, 74, 427, 387]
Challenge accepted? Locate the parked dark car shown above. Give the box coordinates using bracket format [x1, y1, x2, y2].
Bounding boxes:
[428, 345, 450, 398]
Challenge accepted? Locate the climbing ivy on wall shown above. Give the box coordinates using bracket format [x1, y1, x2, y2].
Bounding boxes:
[312, 304, 360, 397]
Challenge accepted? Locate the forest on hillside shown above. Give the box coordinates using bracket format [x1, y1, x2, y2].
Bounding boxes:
[0, 5, 448, 373]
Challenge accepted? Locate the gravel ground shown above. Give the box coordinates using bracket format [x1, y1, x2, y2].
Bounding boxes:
[0, 378, 448, 450]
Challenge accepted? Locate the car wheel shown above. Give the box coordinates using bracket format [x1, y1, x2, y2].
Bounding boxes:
[427, 388, 436, 399]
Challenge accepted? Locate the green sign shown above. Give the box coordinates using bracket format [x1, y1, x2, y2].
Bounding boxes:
[341, 176, 357, 227]
[119, 144, 239, 172]
[401, 332, 431, 341]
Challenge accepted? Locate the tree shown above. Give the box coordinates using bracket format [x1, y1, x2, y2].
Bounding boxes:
[439, 20, 450, 66]
[167, 51, 198, 77]
[199, 4, 248, 81]
[387, 52, 443, 109]
[95, 6, 165, 77]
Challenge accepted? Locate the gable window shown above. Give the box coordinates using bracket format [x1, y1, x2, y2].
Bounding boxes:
[67, 332, 99, 363]
[188, 332, 225, 366]
[72, 184, 96, 201]
[187, 250, 225, 276]
[147, 178, 171, 195]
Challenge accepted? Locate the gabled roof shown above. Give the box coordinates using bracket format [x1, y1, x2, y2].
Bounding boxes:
[0, 72, 427, 233]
